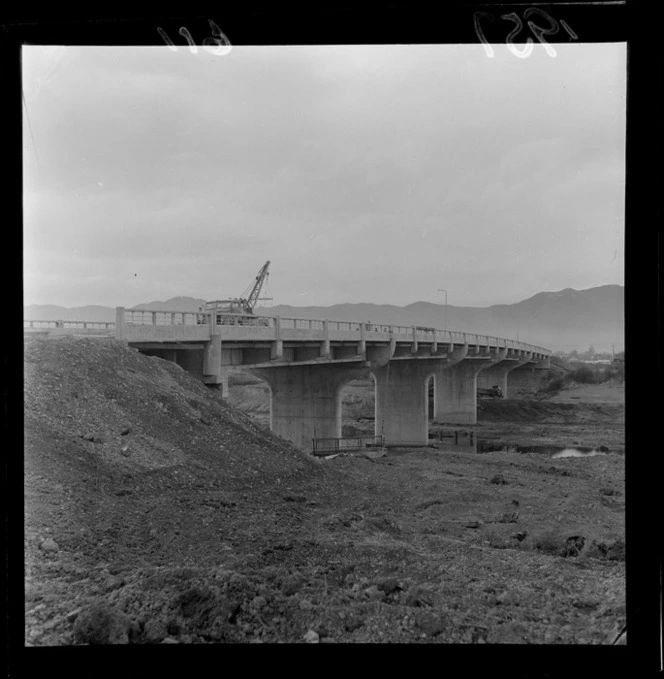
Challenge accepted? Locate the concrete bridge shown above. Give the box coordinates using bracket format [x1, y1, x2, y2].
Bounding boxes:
[25, 308, 551, 451]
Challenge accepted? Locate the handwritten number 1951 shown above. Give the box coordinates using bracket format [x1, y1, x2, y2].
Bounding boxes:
[474, 8, 578, 59]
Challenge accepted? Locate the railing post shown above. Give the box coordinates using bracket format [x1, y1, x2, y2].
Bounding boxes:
[321, 319, 331, 359]
[411, 326, 418, 354]
[271, 316, 283, 360]
[358, 321, 367, 357]
[115, 307, 126, 341]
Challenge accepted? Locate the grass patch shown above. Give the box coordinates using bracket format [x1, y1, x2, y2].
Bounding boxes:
[524, 530, 586, 558]
[582, 538, 626, 562]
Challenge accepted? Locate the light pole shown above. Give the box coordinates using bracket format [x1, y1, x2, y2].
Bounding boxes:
[437, 289, 448, 331]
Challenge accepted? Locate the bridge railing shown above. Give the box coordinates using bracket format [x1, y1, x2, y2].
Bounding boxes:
[280, 317, 325, 330]
[24, 320, 116, 330]
[363, 323, 392, 333]
[216, 314, 273, 327]
[124, 309, 206, 326]
[111, 308, 555, 357]
[329, 320, 363, 332]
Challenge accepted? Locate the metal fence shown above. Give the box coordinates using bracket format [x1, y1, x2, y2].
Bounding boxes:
[430, 429, 475, 445]
[312, 435, 385, 456]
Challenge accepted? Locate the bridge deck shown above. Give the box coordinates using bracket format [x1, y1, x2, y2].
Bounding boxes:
[25, 308, 552, 358]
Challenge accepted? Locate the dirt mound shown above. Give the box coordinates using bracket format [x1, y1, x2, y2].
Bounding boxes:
[24, 337, 351, 643]
[24, 336, 322, 483]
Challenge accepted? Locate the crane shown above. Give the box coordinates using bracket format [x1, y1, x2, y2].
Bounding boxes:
[241, 260, 271, 313]
[204, 261, 272, 318]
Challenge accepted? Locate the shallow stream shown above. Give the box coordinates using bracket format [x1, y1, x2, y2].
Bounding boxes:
[432, 434, 613, 458]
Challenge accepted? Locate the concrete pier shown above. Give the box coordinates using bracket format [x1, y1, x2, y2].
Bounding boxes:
[371, 359, 441, 446]
[476, 351, 533, 398]
[435, 348, 508, 424]
[202, 315, 225, 391]
[248, 363, 366, 451]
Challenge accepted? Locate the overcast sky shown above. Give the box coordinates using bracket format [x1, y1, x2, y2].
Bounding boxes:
[23, 43, 625, 309]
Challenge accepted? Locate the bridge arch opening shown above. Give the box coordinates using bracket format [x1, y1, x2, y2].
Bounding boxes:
[226, 369, 271, 428]
[340, 372, 375, 438]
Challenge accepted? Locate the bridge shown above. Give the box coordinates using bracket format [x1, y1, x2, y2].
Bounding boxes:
[25, 308, 552, 451]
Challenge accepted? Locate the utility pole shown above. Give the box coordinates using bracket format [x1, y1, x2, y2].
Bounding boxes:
[437, 289, 448, 331]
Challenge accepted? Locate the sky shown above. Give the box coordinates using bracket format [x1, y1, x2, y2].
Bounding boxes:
[22, 42, 626, 309]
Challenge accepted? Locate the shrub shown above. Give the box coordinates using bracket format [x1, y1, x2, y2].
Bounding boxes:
[486, 530, 510, 549]
[605, 366, 625, 383]
[531, 531, 565, 556]
[582, 538, 626, 562]
[570, 366, 597, 384]
[543, 376, 566, 393]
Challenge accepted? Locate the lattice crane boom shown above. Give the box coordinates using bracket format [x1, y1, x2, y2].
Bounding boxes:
[243, 260, 271, 312]
[205, 260, 272, 316]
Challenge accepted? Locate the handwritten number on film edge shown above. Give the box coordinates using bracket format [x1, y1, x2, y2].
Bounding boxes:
[157, 19, 231, 56]
[524, 7, 561, 58]
[502, 12, 534, 59]
[474, 8, 578, 59]
[474, 11, 496, 58]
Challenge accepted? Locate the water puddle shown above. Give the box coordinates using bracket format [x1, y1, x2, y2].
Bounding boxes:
[431, 431, 611, 458]
[477, 442, 609, 457]
[551, 448, 606, 458]
[477, 442, 609, 456]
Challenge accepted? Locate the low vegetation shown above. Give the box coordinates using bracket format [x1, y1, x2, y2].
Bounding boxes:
[541, 361, 624, 395]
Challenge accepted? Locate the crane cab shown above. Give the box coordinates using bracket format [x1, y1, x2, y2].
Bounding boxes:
[203, 261, 272, 326]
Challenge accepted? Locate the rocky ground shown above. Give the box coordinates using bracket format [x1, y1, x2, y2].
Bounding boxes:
[23, 337, 625, 649]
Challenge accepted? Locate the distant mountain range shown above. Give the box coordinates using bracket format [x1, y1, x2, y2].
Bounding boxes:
[24, 285, 624, 352]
